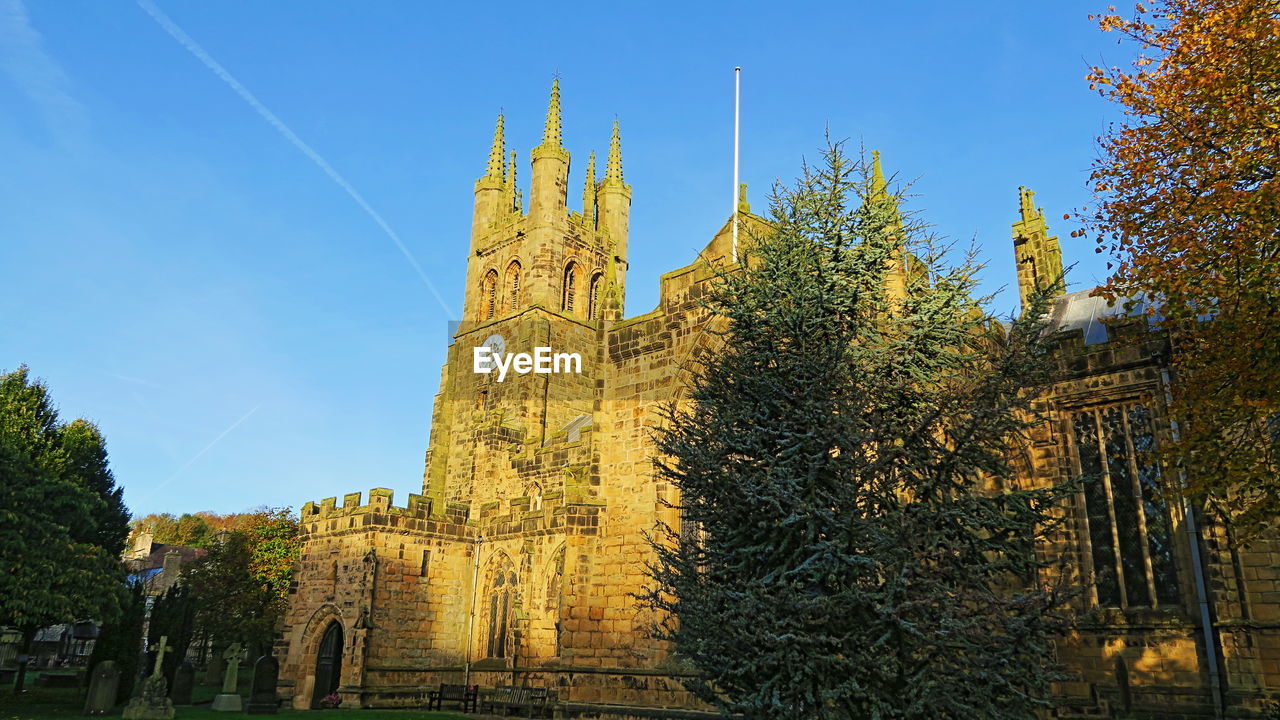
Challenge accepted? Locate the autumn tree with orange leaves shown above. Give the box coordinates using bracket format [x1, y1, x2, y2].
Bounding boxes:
[1083, 0, 1280, 540]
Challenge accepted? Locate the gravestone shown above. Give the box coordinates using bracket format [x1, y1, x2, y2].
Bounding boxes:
[170, 662, 194, 706]
[83, 660, 120, 716]
[122, 636, 175, 720]
[245, 656, 279, 714]
[203, 646, 225, 685]
[210, 643, 243, 712]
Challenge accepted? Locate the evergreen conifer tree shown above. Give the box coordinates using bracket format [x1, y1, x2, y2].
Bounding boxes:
[643, 141, 1069, 720]
[0, 366, 131, 692]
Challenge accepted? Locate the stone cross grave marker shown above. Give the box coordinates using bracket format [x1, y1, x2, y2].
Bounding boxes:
[151, 636, 172, 677]
[221, 643, 242, 693]
[122, 636, 175, 720]
[211, 643, 243, 712]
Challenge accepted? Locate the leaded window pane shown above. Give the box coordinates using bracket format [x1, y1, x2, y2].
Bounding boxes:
[1102, 406, 1151, 607]
[1128, 405, 1181, 605]
[1074, 411, 1120, 607]
[1072, 402, 1180, 609]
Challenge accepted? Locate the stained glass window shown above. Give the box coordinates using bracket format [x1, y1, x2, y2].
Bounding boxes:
[1071, 402, 1180, 608]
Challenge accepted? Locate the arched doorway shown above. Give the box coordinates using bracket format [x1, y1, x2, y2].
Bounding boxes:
[310, 622, 343, 708]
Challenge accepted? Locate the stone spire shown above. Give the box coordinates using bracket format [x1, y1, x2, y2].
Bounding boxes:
[869, 150, 903, 224]
[541, 78, 563, 149]
[530, 78, 569, 222]
[603, 120, 624, 185]
[870, 150, 890, 202]
[485, 114, 505, 180]
[598, 119, 632, 269]
[868, 150, 908, 299]
[583, 150, 598, 224]
[471, 114, 508, 246]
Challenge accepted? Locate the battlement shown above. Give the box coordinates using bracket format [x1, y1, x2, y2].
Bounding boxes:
[298, 487, 474, 541]
[301, 488, 470, 525]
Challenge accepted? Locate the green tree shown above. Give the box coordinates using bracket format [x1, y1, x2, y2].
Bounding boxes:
[642, 143, 1068, 719]
[182, 508, 300, 655]
[0, 366, 131, 692]
[148, 583, 198, 685]
[87, 580, 147, 703]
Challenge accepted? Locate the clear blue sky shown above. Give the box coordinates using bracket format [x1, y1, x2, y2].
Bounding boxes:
[0, 0, 1128, 519]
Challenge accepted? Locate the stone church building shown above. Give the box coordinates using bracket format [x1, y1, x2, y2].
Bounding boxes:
[273, 83, 1280, 717]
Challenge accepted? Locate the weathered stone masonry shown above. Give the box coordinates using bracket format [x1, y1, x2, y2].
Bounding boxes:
[275, 83, 1280, 718]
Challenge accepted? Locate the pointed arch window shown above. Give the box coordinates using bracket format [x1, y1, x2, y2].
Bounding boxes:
[588, 272, 603, 320]
[546, 547, 565, 657]
[527, 482, 543, 512]
[481, 269, 499, 320]
[1071, 402, 1180, 609]
[484, 559, 519, 659]
[505, 261, 522, 311]
[561, 262, 579, 314]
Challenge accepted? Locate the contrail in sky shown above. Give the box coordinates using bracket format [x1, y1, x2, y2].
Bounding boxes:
[144, 404, 261, 500]
[136, 0, 456, 318]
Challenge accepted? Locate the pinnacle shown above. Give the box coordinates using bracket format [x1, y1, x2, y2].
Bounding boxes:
[871, 150, 887, 199]
[508, 150, 520, 212]
[604, 120, 624, 185]
[1019, 186, 1038, 221]
[541, 78, 563, 148]
[486, 114, 505, 179]
[583, 150, 598, 213]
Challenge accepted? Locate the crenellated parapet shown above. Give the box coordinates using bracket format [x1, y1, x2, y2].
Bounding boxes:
[474, 487, 604, 541]
[298, 487, 472, 539]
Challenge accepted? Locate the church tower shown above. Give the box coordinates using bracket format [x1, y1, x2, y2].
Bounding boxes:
[429, 80, 630, 508]
[462, 79, 628, 323]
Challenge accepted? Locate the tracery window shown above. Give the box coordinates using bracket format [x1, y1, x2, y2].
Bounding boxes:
[545, 548, 565, 657]
[1071, 402, 1180, 608]
[481, 269, 499, 320]
[485, 560, 518, 659]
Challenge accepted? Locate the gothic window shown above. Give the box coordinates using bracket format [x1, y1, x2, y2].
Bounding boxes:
[588, 272, 603, 320]
[545, 548, 565, 657]
[484, 559, 518, 659]
[481, 269, 499, 320]
[561, 262, 578, 313]
[505, 261, 522, 311]
[528, 482, 543, 512]
[1071, 402, 1180, 609]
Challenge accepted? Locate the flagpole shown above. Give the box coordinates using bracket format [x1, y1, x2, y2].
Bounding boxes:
[732, 66, 741, 264]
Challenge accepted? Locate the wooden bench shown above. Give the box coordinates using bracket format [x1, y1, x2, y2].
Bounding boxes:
[426, 683, 477, 713]
[481, 685, 553, 718]
[520, 687, 553, 718]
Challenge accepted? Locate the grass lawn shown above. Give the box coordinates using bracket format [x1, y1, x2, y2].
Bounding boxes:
[0, 684, 471, 720]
